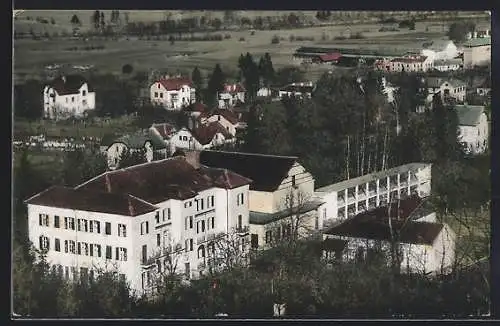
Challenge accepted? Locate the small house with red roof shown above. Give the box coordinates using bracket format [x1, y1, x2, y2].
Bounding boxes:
[218, 83, 246, 109]
[150, 76, 196, 110]
[198, 109, 242, 136]
[43, 75, 96, 120]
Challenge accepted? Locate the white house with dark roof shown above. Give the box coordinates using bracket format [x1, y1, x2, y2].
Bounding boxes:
[424, 77, 467, 103]
[43, 75, 96, 120]
[150, 77, 196, 110]
[455, 105, 489, 155]
[197, 109, 242, 136]
[25, 157, 253, 295]
[323, 196, 456, 275]
[183, 150, 326, 250]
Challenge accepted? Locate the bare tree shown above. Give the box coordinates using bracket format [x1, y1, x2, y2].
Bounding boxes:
[206, 230, 250, 275]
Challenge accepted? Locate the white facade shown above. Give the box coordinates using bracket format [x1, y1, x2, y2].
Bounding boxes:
[150, 80, 196, 110]
[325, 222, 456, 275]
[456, 107, 489, 155]
[463, 38, 491, 69]
[27, 159, 252, 296]
[257, 87, 272, 97]
[389, 56, 434, 73]
[169, 128, 201, 153]
[28, 203, 154, 294]
[421, 41, 458, 61]
[426, 80, 467, 103]
[433, 60, 462, 72]
[315, 163, 432, 226]
[43, 82, 95, 120]
[218, 85, 246, 109]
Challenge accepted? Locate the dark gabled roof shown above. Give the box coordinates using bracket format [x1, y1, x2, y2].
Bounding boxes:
[150, 123, 176, 140]
[199, 109, 240, 125]
[249, 200, 325, 224]
[75, 156, 251, 204]
[454, 105, 485, 126]
[48, 75, 90, 95]
[197, 166, 253, 189]
[198, 150, 298, 192]
[25, 186, 157, 217]
[324, 197, 443, 245]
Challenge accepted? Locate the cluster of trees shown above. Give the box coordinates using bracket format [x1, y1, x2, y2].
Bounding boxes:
[315, 11, 332, 21]
[239, 70, 490, 214]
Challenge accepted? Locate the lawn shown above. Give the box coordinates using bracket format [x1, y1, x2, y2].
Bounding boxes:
[14, 115, 139, 140]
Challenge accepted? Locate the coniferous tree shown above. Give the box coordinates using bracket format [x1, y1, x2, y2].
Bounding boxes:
[207, 64, 226, 107]
[191, 67, 203, 102]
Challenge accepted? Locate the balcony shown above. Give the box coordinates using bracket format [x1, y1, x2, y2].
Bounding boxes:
[337, 195, 345, 205]
[357, 190, 367, 201]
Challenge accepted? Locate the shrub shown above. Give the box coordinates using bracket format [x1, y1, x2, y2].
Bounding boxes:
[122, 64, 134, 75]
[289, 34, 295, 42]
[351, 32, 365, 39]
[224, 34, 231, 39]
[334, 36, 347, 40]
[250, 30, 255, 36]
[271, 35, 280, 44]
[239, 37, 245, 42]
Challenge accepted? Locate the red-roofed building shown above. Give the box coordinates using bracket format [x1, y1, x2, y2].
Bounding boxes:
[389, 55, 434, 72]
[315, 52, 342, 64]
[150, 76, 196, 110]
[218, 83, 246, 109]
[198, 109, 242, 136]
[191, 122, 235, 148]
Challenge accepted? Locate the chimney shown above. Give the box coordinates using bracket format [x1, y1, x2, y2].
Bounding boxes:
[61, 75, 66, 83]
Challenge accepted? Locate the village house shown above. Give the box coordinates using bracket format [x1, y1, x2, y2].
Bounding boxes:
[455, 105, 489, 155]
[25, 156, 252, 296]
[388, 55, 434, 73]
[312, 53, 342, 65]
[218, 83, 246, 109]
[168, 128, 198, 153]
[43, 75, 96, 120]
[150, 77, 196, 110]
[424, 77, 467, 103]
[462, 37, 491, 69]
[183, 151, 326, 251]
[191, 122, 235, 150]
[433, 58, 462, 72]
[278, 82, 315, 99]
[323, 196, 456, 275]
[101, 132, 167, 170]
[314, 163, 432, 228]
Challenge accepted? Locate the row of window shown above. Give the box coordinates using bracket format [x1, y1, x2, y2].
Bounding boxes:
[51, 264, 125, 282]
[38, 236, 128, 261]
[38, 214, 122, 236]
[155, 209, 171, 224]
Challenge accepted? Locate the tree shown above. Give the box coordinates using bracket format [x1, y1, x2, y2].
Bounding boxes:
[274, 67, 305, 86]
[100, 12, 106, 32]
[70, 14, 80, 27]
[117, 148, 146, 169]
[447, 21, 476, 43]
[122, 64, 134, 75]
[14, 80, 43, 120]
[258, 53, 275, 87]
[207, 64, 226, 107]
[92, 10, 100, 31]
[207, 230, 250, 275]
[61, 149, 107, 187]
[238, 53, 260, 101]
[257, 102, 292, 155]
[191, 67, 203, 102]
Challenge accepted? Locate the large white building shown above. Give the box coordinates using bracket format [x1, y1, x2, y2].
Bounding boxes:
[184, 150, 327, 250]
[315, 163, 432, 228]
[388, 55, 434, 73]
[43, 75, 96, 120]
[455, 105, 489, 155]
[150, 77, 196, 110]
[462, 37, 491, 69]
[26, 157, 252, 295]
